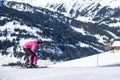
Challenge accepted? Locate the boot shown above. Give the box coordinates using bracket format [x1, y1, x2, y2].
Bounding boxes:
[27, 60, 34, 68]
[24, 58, 29, 67]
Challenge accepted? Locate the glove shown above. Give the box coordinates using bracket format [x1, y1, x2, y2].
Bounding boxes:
[36, 51, 42, 56]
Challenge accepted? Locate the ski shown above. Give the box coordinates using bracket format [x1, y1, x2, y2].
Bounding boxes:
[2, 62, 48, 69]
[14, 66, 48, 69]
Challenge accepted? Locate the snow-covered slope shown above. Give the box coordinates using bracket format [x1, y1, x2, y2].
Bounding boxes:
[1, 51, 120, 80]
[1, 50, 120, 68]
[0, 53, 54, 66]
[52, 51, 120, 67]
[1, 65, 120, 80]
[5, 0, 120, 27]
[6, 0, 120, 8]
[0, 21, 41, 41]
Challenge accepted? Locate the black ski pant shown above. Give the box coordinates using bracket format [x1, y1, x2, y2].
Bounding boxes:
[23, 48, 35, 66]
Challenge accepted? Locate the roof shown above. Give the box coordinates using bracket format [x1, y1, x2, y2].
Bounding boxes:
[112, 40, 120, 47]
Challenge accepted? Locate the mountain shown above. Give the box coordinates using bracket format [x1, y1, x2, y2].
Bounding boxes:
[0, 0, 120, 61]
[6, 0, 120, 26]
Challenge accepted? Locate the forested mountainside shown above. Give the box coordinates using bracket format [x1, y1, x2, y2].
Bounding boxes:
[0, 0, 120, 61]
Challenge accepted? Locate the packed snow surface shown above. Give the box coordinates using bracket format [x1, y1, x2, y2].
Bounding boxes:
[1, 51, 120, 80]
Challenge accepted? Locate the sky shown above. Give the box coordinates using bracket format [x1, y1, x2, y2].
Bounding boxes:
[1, 50, 120, 80]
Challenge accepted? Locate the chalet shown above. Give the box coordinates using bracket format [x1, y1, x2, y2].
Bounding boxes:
[112, 39, 120, 54]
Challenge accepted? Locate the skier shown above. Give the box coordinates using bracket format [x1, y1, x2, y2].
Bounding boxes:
[23, 39, 42, 68]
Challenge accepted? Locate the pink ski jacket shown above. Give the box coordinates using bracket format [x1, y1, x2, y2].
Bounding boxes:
[23, 40, 39, 53]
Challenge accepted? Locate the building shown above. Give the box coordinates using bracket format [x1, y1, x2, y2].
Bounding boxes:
[112, 39, 120, 54]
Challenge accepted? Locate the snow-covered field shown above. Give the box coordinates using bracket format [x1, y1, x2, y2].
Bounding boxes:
[1, 66, 120, 80]
[1, 51, 120, 80]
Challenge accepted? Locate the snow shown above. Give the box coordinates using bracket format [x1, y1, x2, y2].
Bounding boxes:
[52, 51, 120, 67]
[1, 0, 120, 80]
[112, 40, 120, 47]
[76, 16, 95, 23]
[1, 67, 120, 80]
[0, 21, 40, 41]
[70, 26, 86, 35]
[5, 0, 120, 9]
[0, 21, 52, 42]
[109, 22, 120, 27]
[1, 51, 120, 80]
[5, 0, 120, 27]
[100, 0, 120, 8]
[105, 30, 119, 39]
